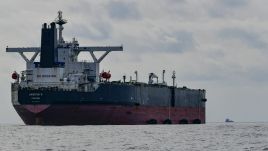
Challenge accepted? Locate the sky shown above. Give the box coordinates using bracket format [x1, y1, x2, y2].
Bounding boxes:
[1, 0, 268, 124]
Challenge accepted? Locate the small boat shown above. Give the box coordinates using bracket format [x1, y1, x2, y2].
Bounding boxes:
[225, 118, 234, 123]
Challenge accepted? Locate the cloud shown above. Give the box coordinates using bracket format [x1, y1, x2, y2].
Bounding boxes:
[219, 0, 249, 7]
[157, 31, 195, 53]
[218, 28, 267, 50]
[208, 0, 250, 18]
[67, 0, 92, 14]
[243, 66, 268, 83]
[106, 1, 141, 20]
[112, 28, 195, 54]
[66, 21, 112, 41]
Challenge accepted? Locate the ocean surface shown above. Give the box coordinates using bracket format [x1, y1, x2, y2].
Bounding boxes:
[0, 123, 268, 151]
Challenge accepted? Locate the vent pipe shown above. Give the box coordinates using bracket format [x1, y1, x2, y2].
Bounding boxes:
[123, 75, 126, 83]
[162, 70, 166, 84]
[134, 70, 138, 82]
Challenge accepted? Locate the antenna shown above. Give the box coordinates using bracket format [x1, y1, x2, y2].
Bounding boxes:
[172, 71, 176, 87]
[55, 11, 67, 44]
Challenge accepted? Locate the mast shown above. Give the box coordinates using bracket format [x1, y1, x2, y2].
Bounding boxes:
[172, 71, 176, 87]
[54, 11, 67, 44]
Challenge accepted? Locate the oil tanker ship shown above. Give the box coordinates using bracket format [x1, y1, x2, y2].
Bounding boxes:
[7, 11, 207, 125]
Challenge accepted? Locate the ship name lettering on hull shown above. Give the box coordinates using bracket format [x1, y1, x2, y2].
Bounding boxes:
[29, 93, 43, 96]
[37, 75, 56, 78]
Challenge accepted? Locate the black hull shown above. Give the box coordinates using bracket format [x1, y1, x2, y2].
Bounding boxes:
[12, 83, 206, 125]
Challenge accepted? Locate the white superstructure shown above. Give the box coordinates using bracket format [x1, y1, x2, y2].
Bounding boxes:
[7, 11, 123, 91]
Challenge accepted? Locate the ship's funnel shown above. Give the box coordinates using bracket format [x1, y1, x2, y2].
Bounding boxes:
[40, 22, 58, 68]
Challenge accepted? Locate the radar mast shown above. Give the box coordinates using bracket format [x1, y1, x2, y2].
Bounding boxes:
[54, 10, 67, 44]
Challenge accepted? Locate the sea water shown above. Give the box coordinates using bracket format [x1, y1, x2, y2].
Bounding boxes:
[0, 123, 268, 151]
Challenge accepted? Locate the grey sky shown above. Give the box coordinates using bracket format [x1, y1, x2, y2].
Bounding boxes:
[1, 0, 268, 123]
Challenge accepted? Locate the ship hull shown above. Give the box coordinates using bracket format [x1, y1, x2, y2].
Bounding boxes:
[14, 104, 205, 125]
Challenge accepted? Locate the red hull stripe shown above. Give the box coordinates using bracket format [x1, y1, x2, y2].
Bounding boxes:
[14, 105, 205, 125]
